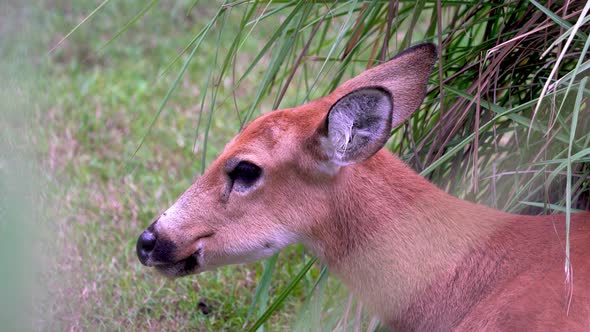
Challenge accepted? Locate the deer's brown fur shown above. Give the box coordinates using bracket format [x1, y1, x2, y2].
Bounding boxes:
[137, 43, 590, 330]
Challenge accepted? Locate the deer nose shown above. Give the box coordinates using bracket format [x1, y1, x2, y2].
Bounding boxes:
[137, 229, 157, 266]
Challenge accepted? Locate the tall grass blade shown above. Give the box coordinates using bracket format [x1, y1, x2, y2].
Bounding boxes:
[48, 0, 111, 53]
[247, 257, 318, 332]
[246, 253, 279, 332]
[99, 0, 160, 52]
[130, 6, 223, 162]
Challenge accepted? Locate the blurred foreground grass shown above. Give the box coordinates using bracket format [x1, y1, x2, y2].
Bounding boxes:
[0, 1, 52, 330]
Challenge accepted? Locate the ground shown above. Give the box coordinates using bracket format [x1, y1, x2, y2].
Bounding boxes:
[30, 1, 346, 330]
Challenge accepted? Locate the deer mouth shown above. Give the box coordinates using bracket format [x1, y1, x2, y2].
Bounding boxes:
[154, 248, 204, 278]
[148, 232, 215, 277]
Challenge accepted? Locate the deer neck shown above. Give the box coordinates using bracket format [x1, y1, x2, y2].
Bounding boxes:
[304, 150, 514, 326]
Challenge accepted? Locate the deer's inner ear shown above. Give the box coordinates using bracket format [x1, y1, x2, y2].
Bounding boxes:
[322, 87, 393, 165]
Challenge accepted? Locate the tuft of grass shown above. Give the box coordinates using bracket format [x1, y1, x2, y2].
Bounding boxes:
[39, 0, 589, 331]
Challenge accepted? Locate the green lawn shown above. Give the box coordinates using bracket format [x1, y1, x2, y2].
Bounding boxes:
[35, 1, 342, 330]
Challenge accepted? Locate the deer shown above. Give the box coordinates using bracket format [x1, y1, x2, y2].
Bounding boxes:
[136, 43, 590, 331]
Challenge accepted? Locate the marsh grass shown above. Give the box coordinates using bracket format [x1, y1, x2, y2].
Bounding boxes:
[40, 0, 590, 330]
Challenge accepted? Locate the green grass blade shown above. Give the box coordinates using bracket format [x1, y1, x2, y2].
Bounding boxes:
[48, 0, 111, 53]
[200, 6, 228, 171]
[130, 6, 223, 162]
[247, 257, 318, 332]
[564, 76, 587, 310]
[528, 0, 586, 39]
[246, 253, 279, 332]
[531, 0, 590, 133]
[518, 201, 585, 213]
[99, 0, 160, 52]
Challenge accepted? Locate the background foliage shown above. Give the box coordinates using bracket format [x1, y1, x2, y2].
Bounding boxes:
[4, 0, 588, 330]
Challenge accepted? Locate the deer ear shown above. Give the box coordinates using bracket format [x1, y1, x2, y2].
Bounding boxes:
[331, 43, 436, 129]
[323, 87, 393, 165]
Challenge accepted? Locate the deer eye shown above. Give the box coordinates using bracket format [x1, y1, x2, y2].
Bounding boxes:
[228, 161, 262, 191]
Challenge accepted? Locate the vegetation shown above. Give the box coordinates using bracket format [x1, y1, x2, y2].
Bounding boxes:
[6, 0, 588, 330]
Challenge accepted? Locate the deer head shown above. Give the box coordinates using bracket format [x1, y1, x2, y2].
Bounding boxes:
[136, 43, 436, 278]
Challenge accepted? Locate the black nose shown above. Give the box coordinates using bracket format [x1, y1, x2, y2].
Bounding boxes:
[137, 230, 157, 266]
